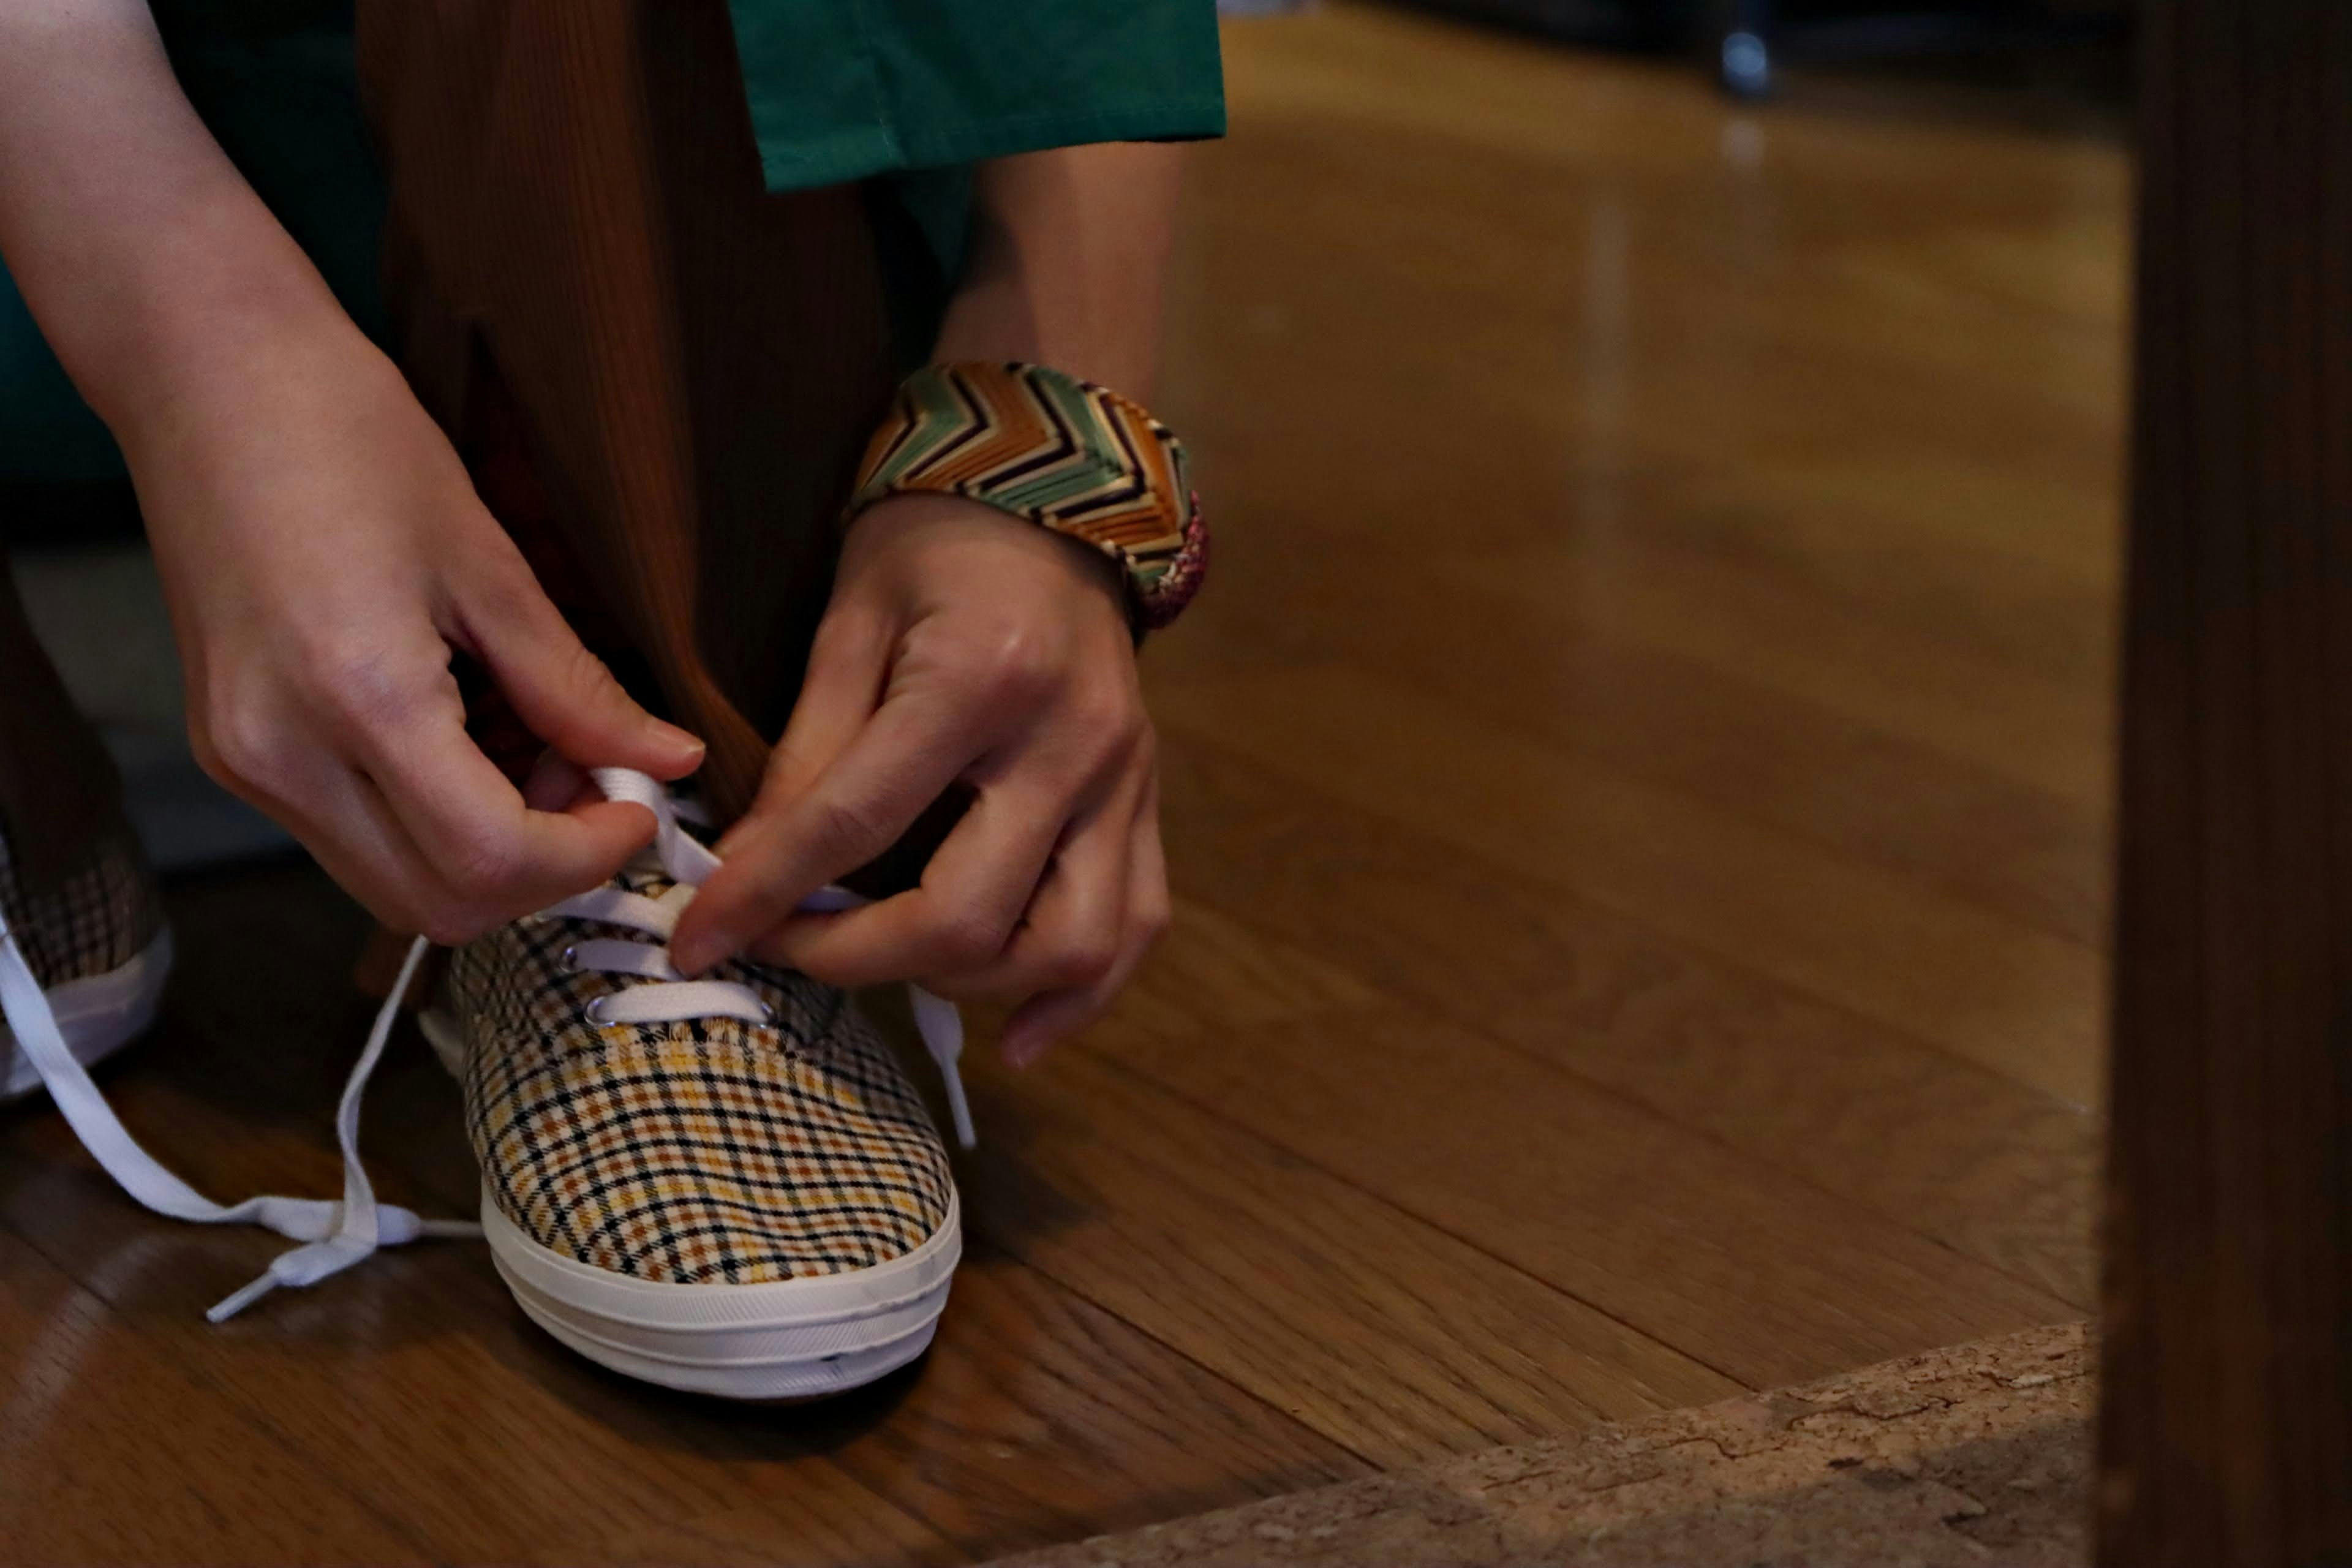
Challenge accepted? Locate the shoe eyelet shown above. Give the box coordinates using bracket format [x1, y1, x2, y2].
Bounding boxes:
[561, 944, 579, 972]
[758, 998, 775, 1023]
[585, 994, 611, 1027]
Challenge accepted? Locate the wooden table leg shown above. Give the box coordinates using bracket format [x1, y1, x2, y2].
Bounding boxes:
[2100, 1, 2352, 1562]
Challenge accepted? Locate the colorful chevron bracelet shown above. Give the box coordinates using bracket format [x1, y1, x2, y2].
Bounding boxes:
[844, 361, 1209, 633]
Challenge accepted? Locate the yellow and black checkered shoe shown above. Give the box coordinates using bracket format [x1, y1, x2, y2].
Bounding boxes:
[1, 820, 172, 1102]
[427, 782, 963, 1400]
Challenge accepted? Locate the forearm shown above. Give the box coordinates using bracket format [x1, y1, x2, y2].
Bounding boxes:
[930, 141, 1184, 394]
[0, 0, 354, 441]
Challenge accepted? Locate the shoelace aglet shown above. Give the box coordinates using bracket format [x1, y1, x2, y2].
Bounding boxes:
[208, 1270, 284, 1324]
[942, 1077, 978, 1152]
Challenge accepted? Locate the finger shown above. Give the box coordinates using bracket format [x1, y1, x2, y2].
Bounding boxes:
[743, 780, 1069, 987]
[519, 748, 592, 812]
[267, 756, 449, 938]
[752, 610, 890, 815]
[916, 780, 1136, 1003]
[456, 553, 704, 778]
[358, 706, 657, 937]
[673, 688, 1003, 973]
[1001, 779, 1167, 1066]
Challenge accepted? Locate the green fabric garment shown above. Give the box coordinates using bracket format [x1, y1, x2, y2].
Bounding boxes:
[0, 1, 1223, 489]
[729, 0, 1224, 260]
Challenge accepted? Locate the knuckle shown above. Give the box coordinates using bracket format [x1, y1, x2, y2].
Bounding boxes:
[930, 907, 1014, 971]
[804, 793, 892, 865]
[1079, 700, 1149, 765]
[443, 835, 524, 905]
[458, 545, 552, 629]
[968, 625, 1060, 707]
[554, 636, 624, 703]
[193, 691, 288, 796]
[1049, 935, 1121, 988]
[317, 645, 429, 732]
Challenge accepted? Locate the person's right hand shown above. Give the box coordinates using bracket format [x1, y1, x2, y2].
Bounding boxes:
[124, 318, 704, 942]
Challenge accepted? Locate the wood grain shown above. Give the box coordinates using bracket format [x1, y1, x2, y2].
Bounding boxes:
[1152, 737, 2101, 1307]
[1146, 662, 2106, 1106]
[0, 1227, 433, 1567]
[1097, 952, 2078, 1389]
[1183, 507, 2109, 944]
[958, 1044, 1743, 1463]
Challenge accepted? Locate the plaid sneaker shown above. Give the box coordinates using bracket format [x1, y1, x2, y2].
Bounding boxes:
[0, 817, 172, 1102]
[4, 767, 965, 1393]
[5, 815, 477, 1324]
[420, 769, 968, 1400]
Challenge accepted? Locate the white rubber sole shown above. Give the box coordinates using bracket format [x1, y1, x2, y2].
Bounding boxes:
[0, 928, 173, 1102]
[481, 1180, 960, 1400]
[422, 1008, 960, 1400]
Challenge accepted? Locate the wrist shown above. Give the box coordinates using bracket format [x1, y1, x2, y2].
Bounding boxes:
[848, 493, 1130, 617]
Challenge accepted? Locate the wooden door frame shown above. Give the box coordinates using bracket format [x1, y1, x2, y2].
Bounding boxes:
[2100, 1, 2352, 1560]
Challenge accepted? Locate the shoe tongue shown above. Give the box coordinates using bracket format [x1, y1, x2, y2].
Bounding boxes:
[605, 802, 728, 902]
[612, 856, 684, 901]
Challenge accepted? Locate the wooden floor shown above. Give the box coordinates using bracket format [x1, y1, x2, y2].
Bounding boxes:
[0, 7, 2127, 1564]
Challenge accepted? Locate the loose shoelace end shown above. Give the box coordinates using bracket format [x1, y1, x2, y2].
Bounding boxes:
[207, 1273, 282, 1324]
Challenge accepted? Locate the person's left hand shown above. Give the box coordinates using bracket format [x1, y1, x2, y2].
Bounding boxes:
[668, 492, 1169, 1066]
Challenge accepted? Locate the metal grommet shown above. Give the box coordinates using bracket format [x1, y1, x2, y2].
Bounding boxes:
[561, 944, 579, 971]
[585, 994, 610, 1027]
[758, 998, 775, 1023]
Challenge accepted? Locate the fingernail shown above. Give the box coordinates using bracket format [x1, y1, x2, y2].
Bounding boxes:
[653, 721, 705, 760]
[1004, 1035, 1047, 1071]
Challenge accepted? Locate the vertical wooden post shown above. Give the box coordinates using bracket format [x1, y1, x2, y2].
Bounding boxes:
[2100, 1, 2352, 1562]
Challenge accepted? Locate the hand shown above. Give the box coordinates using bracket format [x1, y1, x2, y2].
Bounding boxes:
[128, 316, 704, 941]
[670, 494, 1170, 1066]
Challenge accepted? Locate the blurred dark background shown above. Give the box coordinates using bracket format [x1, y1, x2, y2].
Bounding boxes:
[1409, 0, 2131, 105]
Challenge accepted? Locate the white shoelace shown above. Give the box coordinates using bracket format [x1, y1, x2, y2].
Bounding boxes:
[0, 766, 971, 1323]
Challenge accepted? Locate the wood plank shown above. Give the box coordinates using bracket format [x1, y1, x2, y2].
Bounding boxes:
[1093, 934, 2075, 1389]
[1178, 507, 2108, 944]
[956, 1044, 1741, 1464]
[0, 1225, 432, 1567]
[1443, 539, 2114, 812]
[1152, 736, 2100, 1306]
[1145, 662, 2105, 1106]
[574, 1505, 957, 1568]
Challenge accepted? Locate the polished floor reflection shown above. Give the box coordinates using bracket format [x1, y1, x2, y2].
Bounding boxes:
[0, 6, 2124, 1562]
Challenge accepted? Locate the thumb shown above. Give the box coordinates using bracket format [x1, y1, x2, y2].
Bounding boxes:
[464, 571, 705, 780]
